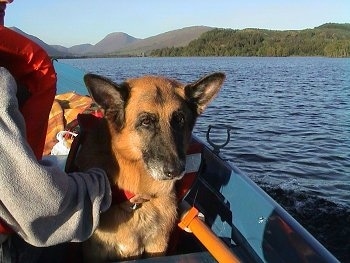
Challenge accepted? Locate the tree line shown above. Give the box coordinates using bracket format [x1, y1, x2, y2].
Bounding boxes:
[150, 23, 350, 58]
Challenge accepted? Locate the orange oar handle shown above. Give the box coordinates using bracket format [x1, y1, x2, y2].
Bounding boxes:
[178, 204, 241, 263]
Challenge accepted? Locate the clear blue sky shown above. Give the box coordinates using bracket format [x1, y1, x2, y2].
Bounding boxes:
[4, 0, 350, 47]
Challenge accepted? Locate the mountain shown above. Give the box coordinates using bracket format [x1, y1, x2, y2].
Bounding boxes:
[86, 32, 139, 55]
[10, 26, 212, 57]
[51, 43, 94, 55]
[9, 24, 349, 58]
[69, 44, 94, 54]
[112, 26, 213, 56]
[50, 45, 70, 54]
[9, 27, 68, 57]
[63, 26, 212, 56]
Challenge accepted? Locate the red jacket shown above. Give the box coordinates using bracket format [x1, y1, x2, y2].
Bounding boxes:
[0, 26, 57, 160]
[0, 26, 56, 234]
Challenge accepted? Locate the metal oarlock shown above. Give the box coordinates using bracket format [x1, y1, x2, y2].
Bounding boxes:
[206, 124, 232, 154]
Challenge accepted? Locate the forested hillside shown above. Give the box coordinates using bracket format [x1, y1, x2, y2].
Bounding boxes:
[150, 23, 350, 57]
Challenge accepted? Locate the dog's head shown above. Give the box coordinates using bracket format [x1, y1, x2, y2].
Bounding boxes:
[84, 73, 225, 181]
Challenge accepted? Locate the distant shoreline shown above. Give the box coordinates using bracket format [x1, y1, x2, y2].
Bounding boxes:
[46, 23, 350, 58]
[53, 54, 349, 59]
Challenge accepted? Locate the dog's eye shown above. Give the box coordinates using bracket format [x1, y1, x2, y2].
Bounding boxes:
[138, 113, 157, 128]
[141, 117, 152, 127]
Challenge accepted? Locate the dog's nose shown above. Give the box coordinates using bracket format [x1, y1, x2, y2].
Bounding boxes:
[163, 163, 185, 179]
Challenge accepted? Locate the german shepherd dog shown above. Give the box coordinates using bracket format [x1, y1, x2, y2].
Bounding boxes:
[75, 72, 225, 262]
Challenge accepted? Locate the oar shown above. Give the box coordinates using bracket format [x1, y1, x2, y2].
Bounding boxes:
[178, 202, 241, 263]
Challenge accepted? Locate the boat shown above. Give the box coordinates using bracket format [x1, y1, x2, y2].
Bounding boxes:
[49, 60, 340, 263]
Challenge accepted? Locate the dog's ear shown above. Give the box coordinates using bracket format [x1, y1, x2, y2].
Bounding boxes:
[84, 73, 128, 109]
[84, 73, 128, 128]
[185, 72, 225, 115]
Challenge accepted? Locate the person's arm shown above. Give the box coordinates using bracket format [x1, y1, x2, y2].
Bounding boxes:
[0, 67, 111, 246]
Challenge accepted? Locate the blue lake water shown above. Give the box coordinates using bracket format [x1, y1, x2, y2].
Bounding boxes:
[60, 57, 350, 261]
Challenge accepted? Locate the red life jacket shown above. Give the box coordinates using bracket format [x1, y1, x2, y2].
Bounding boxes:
[0, 26, 57, 160]
[0, 26, 57, 234]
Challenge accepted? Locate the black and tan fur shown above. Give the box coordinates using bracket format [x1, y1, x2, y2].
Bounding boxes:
[75, 72, 225, 262]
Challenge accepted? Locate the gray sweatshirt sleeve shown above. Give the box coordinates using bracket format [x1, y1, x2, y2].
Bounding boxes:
[0, 67, 112, 247]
